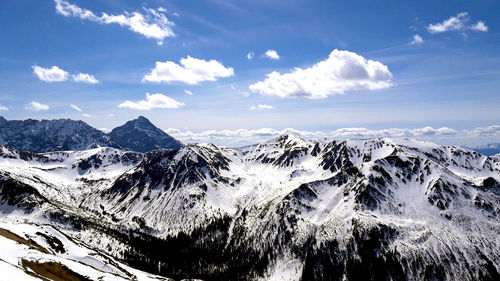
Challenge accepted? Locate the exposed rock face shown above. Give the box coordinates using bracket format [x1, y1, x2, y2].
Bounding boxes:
[109, 116, 182, 153]
[0, 116, 183, 153]
[0, 116, 121, 152]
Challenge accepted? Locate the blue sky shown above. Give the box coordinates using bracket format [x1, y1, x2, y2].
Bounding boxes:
[0, 0, 499, 146]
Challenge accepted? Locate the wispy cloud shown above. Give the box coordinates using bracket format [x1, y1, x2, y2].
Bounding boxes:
[72, 73, 99, 84]
[264, 49, 280, 60]
[184, 90, 193, 95]
[25, 101, 49, 111]
[118, 93, 184, 110]
[250, 49, 392, 99]
[0, 105, 8, 111]
[70, 104, 83, 112]
[250, 104, 274, 110]
[427, 12, 488, 33]
[142, 56, 234, 85]
[54, 0, 175, 45]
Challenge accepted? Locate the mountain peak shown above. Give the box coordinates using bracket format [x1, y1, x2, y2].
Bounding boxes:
[109, 117, 182, 152]
[134, 115, 152, 123]
[265, 132, 311, 148]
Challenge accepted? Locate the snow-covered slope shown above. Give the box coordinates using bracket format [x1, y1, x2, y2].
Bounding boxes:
[0, 218, 171, 281]
[0, 135, 499, 281]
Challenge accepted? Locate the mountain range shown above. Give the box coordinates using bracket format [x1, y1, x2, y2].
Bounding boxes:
[0, 128, 499, 280]
[471, 143, 500, 156]
[0, 116, 181, 153]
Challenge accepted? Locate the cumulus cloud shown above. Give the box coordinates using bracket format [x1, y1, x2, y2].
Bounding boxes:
[330, 127, 457, 139]
[470, 21, 488, 32]
[247, 52, 254, 60]
[184, 90, 193, 95]
[164, 125, 499, 147]
[0, 105, 8, 111]
[411, 34, 424, 44]
[32, 65, 69, 82]
[264, 50, 280, 60]
[72, 73, 99, 84]
[465, 125, 500, 137]
[163, 126, 469, 147]
[249, 49, 392, 99]
[25, 101, 49, 111]
[250, 104, 274, 110]
[118, 93, 184, 110]
[54, 0, 174, 45]
[70, 104, 83, 112]
[142, 56, 234, 85]
[33, 65, 99, 84]
[427, 12, 488, 33]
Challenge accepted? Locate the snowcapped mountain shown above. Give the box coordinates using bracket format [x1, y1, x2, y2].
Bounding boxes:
[109, 116, 183, 153]
[472, 143, 500, 156]
[0, 116, 121, 152]
[0, 134, 499, 281]
[0, 116, 183, 153]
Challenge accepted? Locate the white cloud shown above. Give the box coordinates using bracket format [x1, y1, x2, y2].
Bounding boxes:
[264, 50, 280, 60]
[470, 21, 488, 32]
[107, 113, 115, 117]
[411, 34, 423, 44]
[99, 128, 111, 133]
[329, 127, 457, 139]
[25, 101, 49, 111]
[70, 104, 83, 112]
[118, 93, 184, 110]
[142, 56, 234, 85]
[250, 104, 274, 110]
[249, 49, 392, 99]
[72, 73, 99, 84]
[82, 113, 91, 117]
[427, 12, 468, 33]
[32, 65, 69, 82]
[54, 0, 175, 45]
[0, 105, 8, 111]
[427, 12, 488, 33]
[33, 65, 99, 84]
[163, 126, 465, 147]
[163, 125, 500, 148]
[465, 125, 500, 137]
[247, 52, 254, 60]
[184, 90, 193, 95]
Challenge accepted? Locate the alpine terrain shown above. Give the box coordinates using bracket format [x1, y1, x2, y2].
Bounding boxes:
[0, 116, 121, 152]
[0, 116, 182, 153]
[109, 116, 183, 153]
[0, 119, 498, 281]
